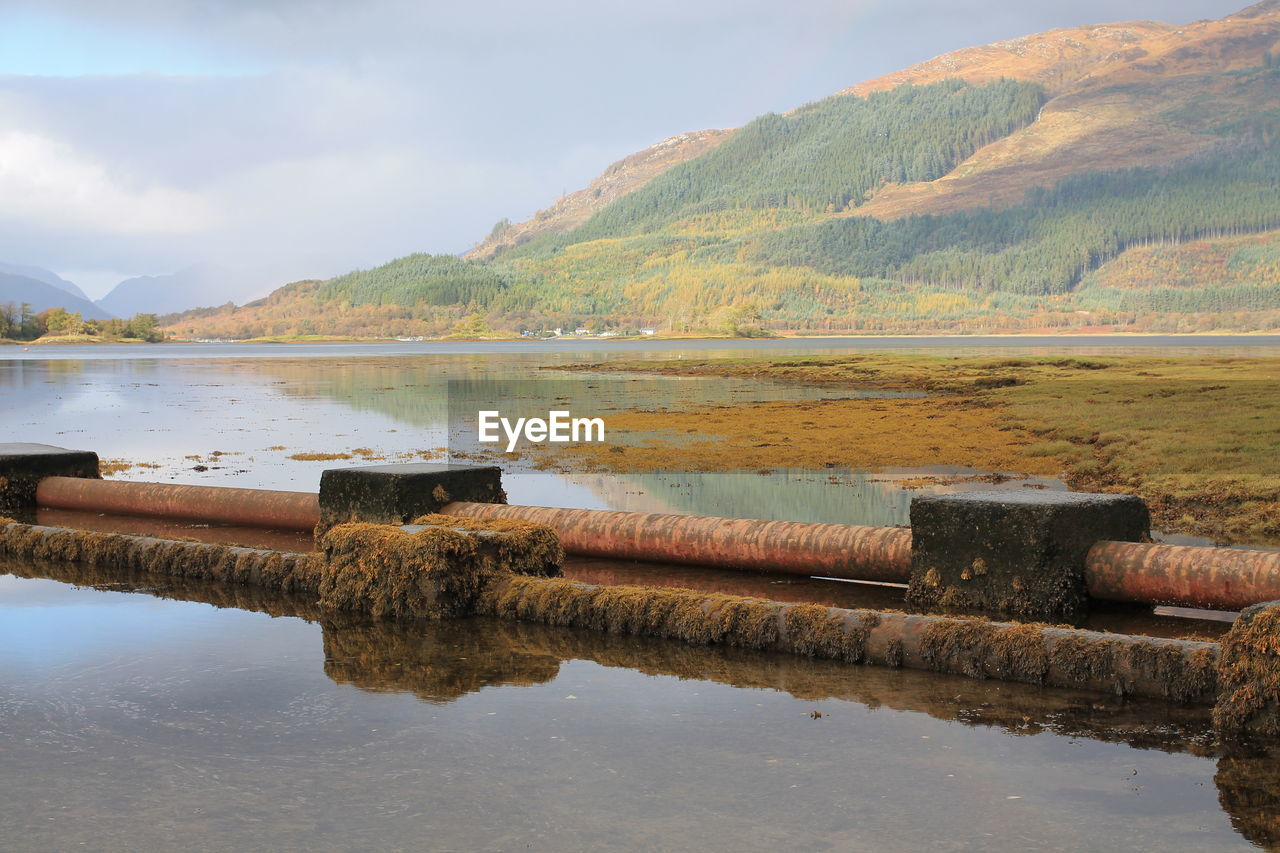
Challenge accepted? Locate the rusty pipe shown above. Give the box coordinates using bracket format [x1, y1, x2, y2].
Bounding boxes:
[443, 502, 1280, 610]
[35, 476, 320, 531]
[441, 501, 913, 582]
[1086, 540, 1280, 612]
[32, 476, 1280, 611]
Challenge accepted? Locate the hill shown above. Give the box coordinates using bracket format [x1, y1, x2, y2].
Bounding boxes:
[168, 1, 1280, 339]
[0, 272, 113, 321]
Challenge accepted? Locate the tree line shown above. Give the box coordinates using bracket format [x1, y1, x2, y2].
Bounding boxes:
[1, 303, 165, 342]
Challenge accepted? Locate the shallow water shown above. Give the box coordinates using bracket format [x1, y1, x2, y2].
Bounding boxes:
[3, 338, 1279, 850]
[4, 566, 1275, 853]
[6, 337, 1272, 531]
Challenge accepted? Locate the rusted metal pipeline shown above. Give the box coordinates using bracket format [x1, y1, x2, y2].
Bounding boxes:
[1086, 540, 1280, 612]
[31, 476, 1280, 612]
[440, 501, 914, 582]
[35, 476, 320, 531]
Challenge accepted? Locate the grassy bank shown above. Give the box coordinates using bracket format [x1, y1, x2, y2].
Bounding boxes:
[556, 355, 1280, 545]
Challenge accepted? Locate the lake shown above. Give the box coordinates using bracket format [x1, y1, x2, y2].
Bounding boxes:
[3, 336, 1279, 851]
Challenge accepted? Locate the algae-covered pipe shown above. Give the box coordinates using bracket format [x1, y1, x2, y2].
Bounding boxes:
[35, 476, 321, 531]
[860, 610, 1220, 702]
[1086, 541, 1280, 612]
[479, 575, 1222, 703]
[441, 501, 914, 582]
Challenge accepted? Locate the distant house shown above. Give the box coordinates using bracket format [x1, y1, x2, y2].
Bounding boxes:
[574, 327, 590, 335]
[640, 328, 656, 336]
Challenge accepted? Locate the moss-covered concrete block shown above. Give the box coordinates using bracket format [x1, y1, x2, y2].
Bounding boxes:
[316, 516, 560, 620]
[1214, 600, 1280, 738]
[0, 442, 99, 517]
[905, 490, 1149, 621]
[318, 463, 505, 531]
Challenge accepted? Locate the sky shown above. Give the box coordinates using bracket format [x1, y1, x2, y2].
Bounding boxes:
[0, 0, 1258, 301]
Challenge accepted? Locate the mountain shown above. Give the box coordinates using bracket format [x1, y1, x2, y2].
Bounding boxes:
[168, 1, 1280, 339]
[97, 264, 235, 317]
[0, 262, 90, 301]
[0, 272, 113, 320]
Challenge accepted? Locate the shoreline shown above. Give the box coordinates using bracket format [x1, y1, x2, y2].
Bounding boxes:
[143, 330, 1280, 345]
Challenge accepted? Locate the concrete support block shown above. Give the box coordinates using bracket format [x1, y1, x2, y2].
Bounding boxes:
[318, 463, 505, 530]
[0, 443, 99, 518]
[905, 490, 1149, 621]
[1214, 600, 1280, 738]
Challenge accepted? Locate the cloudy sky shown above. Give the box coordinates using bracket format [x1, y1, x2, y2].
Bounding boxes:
[0, 0, 1255, 300]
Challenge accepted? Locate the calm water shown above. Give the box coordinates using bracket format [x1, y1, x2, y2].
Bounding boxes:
[3, 337, 1279, 850]
[4, 563, 1275, 853]
[5, 336, 1276, 525]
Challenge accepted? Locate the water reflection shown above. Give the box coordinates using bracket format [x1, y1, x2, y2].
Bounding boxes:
[1216, 748, 1280, 849]
[0, 346, 1259, 544]
[2, 555, 1220, 741]
[4, 557, 1278, 850]
[0, 353, 1071, 526]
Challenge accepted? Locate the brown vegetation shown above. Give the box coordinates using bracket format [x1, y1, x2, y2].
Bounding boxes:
[1215, 602, 1280, 736]
[316, 517, 561, 619]
[556, 354, 1280, 544]
[550, 396, 1059, 476]
[918, 617, 1218, 701]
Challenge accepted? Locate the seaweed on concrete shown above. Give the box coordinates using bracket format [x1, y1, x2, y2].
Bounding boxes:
[1214, 602, 1280, 737]
[411, 513, 563, 575]
[0, 520, 318, 592]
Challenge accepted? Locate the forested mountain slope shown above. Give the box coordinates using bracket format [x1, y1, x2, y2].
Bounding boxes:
[168, 1, 1280, 338]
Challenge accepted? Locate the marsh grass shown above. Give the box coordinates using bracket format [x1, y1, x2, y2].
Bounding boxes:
[561, 355, 1280, 543]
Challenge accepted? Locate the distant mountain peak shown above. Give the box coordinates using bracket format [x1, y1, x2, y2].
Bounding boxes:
[0, 271, 112, 320]
[96, 264, 234, 317]
[0, 261, 89, 301]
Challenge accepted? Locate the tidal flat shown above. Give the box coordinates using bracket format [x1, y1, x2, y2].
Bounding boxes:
[553, 354, 1280, 545]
